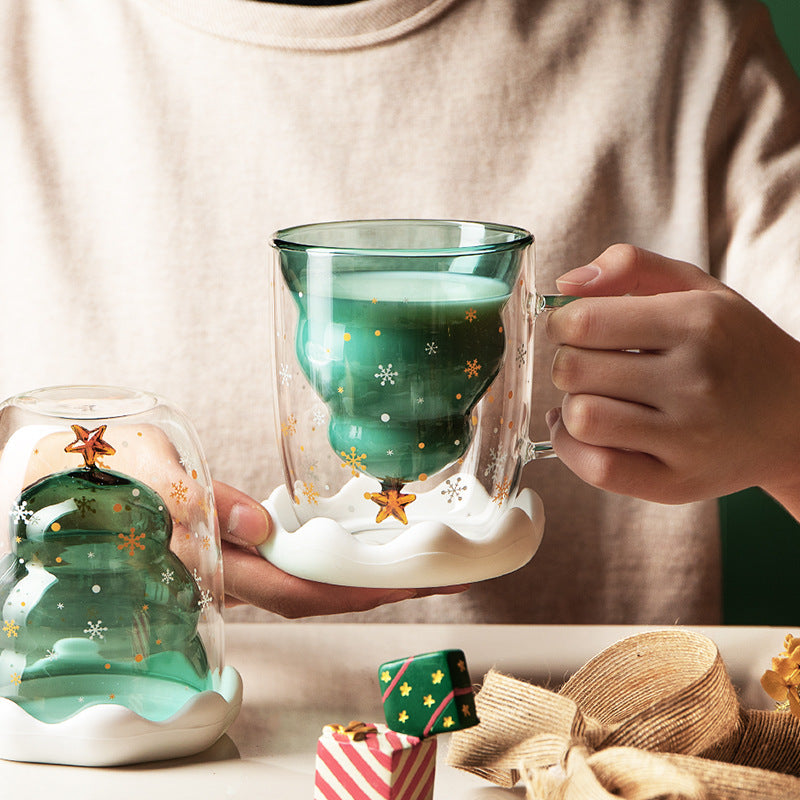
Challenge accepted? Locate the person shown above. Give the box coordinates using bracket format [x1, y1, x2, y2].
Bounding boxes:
[1, 0, 799, 623]
[547, 245, 800, 520]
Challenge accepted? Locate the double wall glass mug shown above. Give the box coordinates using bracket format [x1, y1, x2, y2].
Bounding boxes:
[261, 220, 569, 588]
[0, 385, 242, 766]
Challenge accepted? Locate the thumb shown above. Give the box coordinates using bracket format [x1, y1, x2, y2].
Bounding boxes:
[214, 480, 272, 548]
[556, 244, 720, 297]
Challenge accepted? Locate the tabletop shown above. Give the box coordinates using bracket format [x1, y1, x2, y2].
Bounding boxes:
[0, 623, 785, 799]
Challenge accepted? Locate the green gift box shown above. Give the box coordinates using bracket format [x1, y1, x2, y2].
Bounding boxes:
[379, 649, 479, 737]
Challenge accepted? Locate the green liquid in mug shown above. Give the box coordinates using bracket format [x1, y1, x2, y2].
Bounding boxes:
[291, 271, 511, 484]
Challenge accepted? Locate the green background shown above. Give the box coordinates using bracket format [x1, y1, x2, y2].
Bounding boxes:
[764, 0, 800, 73]
[720, 0, 800, 625]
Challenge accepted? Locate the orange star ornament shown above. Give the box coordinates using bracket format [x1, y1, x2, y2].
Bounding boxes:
[64, 424, 116, 467]
[368, 487, 416, 525]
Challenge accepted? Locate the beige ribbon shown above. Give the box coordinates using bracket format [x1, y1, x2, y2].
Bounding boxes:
[447, 630, 800, 799]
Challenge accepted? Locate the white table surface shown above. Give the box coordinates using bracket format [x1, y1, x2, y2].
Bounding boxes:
[0, 623, 785, 799]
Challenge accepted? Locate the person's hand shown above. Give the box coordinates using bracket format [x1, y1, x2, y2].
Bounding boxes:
[215, 482, 468, 618]
[544, 244, 800, 514]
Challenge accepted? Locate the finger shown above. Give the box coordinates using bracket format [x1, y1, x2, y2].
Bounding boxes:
[221, 543, 468, 619]
[559, 393, 670, 453]
[556, 244, 720, 297]
[546, 408, 675, 501]
[551, 346, 668, 407]
[214, 481, 271, 548]
[546, 291, 696, 351]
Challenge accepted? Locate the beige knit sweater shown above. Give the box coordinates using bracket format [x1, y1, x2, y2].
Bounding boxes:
[2, 0, 799, 623]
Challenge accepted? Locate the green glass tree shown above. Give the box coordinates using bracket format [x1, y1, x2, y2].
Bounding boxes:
[0, 424, 212, 723]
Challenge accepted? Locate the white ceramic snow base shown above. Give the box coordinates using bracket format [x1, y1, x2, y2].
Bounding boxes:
[0, 665, 243, 767]
[259, 482, 545, 588]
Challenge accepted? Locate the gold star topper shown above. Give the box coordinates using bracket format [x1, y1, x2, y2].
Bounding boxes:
[368, 486, 416, 525]
[64, 424, 116, 467]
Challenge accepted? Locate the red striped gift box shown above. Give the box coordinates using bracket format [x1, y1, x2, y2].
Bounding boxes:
[314, 722, 436, 800]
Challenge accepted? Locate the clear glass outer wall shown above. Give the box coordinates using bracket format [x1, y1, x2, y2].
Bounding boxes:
[270, 220, 536, 536]
[0, 386, 224, 723]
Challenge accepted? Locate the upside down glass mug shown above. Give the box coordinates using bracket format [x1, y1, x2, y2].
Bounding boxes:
[0, 385, 242, 766]
[260, 219, 570, 588]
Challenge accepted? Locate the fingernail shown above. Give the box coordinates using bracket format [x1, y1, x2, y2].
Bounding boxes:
[546, 408, 560, 427]
[556, 263, 600, 288]
[227, 502, 271, 546]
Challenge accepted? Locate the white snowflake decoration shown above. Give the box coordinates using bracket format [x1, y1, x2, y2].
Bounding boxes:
[161, 568, 175, 584]
[279, 363, 293, 386]
[312, 406, 327, 426]
[179, 453, 199, 475]
[198, 589, 213, 611]
[441, 477, 466, 504]
[9, 501, 34, 523]
[425, 342, 438, 356]
[374, 364, 398, 386]
[484, 445, 507, 481]
[84, 620, 108, 640]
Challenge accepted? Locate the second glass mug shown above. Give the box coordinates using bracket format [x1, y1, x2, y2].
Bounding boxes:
[260, 219, 571, 588]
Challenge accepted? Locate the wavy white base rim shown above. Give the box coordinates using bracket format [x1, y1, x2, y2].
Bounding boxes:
[259, 485, 545, 588]
[0, 665, 243, 766]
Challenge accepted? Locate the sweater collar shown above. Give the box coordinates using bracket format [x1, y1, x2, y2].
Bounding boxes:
[139, 0, 462, 50]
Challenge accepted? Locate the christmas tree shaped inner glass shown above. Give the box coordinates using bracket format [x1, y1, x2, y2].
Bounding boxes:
[265, 220, 558, 587]
[0, 387, 224, 725]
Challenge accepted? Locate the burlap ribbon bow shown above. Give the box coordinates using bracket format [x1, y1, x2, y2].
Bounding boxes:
[447, 630, 800, 799]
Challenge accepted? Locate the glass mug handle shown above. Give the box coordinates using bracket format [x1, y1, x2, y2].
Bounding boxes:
[523, 293, 579, 462]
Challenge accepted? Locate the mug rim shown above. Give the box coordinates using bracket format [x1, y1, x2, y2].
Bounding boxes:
[7, 385, 160, 420]
[270, 218, 534, 257]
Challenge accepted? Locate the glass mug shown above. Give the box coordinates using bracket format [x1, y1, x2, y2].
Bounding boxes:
[261, 219, 569, 588]
[0, 385, 241, 766]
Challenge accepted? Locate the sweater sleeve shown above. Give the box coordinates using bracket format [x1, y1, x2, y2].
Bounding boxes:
[707, 0, 800, 337]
